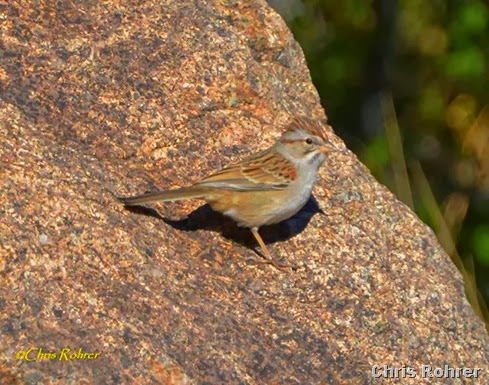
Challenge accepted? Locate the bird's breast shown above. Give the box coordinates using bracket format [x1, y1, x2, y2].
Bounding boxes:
[261, 169, 317, 225]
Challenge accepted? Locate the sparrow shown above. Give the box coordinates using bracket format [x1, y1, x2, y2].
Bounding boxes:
[118, 117, 336, 268]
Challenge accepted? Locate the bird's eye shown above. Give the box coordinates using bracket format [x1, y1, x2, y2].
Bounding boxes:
[305, 138, 313, 145]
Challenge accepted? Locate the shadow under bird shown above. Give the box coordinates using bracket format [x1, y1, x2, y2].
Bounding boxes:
[118, 117, 337, 268]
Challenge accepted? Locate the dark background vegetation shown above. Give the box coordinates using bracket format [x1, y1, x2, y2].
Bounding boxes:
[269, 0, 489, 325]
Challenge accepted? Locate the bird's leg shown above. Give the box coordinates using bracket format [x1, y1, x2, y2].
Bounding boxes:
[251, 227, 271, 258]
[250, 227, 294, 271]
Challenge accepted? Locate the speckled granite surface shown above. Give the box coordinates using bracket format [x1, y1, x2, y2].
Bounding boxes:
[0, 1, 488, 384]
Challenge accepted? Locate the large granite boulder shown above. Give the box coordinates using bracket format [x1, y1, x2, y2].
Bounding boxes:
[1, 0, 487, 383]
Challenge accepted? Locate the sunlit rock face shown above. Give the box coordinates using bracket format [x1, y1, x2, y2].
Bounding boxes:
[1, 1, 488, 384]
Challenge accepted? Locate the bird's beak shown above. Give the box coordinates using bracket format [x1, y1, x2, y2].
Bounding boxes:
[319, 145, 333, 154]
[320, 140, 345, 154]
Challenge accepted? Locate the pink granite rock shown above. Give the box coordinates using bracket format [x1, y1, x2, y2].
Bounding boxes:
[0, 1, 487, 384]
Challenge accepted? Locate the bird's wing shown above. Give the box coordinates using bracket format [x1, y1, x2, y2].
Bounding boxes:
[196, 149, 297, 191]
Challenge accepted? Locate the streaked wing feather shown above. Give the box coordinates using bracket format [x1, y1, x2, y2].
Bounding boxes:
[196, 150, 296, 191]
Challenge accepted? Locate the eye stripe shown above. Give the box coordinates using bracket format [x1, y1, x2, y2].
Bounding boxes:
[281, 139, 301, 144]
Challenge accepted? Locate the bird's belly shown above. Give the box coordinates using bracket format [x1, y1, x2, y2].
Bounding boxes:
[262, 187, 310, 225]
[210, 181, 314, 228]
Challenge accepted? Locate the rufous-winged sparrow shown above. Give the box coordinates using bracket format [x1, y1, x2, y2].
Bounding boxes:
[118, 117, 336, 268]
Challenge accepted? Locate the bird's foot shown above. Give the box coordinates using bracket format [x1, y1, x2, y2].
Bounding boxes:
[248, 252, 297, 272]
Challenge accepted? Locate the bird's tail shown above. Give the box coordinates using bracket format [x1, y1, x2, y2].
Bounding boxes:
[117, 186, 208, 205]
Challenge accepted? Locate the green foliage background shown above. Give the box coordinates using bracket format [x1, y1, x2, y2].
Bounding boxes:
[269, 0, 489, 322]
